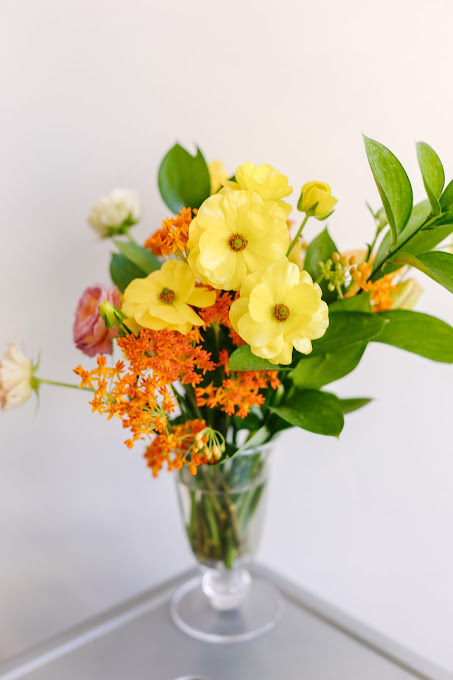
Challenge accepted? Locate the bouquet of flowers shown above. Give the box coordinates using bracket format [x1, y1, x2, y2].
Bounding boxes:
[2, 137, 453, 583]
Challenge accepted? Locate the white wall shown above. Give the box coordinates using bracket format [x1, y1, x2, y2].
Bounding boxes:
[1, 0, 453, 671]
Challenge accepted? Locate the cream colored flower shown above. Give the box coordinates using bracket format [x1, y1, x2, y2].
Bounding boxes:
[230, 260, 329, 365]
[390, 279, 423, 310]
[188, 190, 289, 291]
[0, 344, 34, 411]
[88, 189, 140, 238]
[222, 162, 293, 219]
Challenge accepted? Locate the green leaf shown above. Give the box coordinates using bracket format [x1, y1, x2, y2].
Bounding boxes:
[158, 144, 211, 213]
[416, 142, 445, 215]
[303, 227, 338, 302]
[110, 253, 148, 293]
[270, 389, 344, 437]
[339, 397, 373, 414]
[372, 201, 452, 280]
[440, 179, 453, 211]
[363, 135, 413, 244]
[374, 310, 453, 362]
[374, 201, 431, 273]
[228, 345, 287, 371]
[113, 239, 161, 274]
[393, 251, 453, 294]
[293, 342, 366, 389]
[329, 292, 372, 313]
[311, 311, 387, 356]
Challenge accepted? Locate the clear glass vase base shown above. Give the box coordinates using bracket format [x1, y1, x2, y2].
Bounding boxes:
[170, 576, 283, 643]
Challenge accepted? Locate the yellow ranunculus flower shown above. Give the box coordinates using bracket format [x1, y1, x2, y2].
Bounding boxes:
[122, 260, 216, 334]
[229, 260, 329, 365]
[221, 162, 293, 219]
[187, 190, 289, 291]
[208, 160, 229, 194]
[298, 181, 337, 219]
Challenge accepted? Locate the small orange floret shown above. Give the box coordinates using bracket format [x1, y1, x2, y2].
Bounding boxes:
[346, 263, 397, 313]
[145, 207, 196, 257]
[143, 419, 207, 478]
[198, 289, 244, 346]
[195, 370, 280, 419]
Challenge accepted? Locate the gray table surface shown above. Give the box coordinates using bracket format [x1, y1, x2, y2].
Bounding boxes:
[0, 565, 451, 680]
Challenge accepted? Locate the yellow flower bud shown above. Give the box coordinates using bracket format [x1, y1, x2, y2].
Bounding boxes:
[297, 181, 337, 219]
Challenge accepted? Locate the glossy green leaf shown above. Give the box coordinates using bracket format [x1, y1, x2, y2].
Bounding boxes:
[339, 397, 373, 414]
[293, 342, 366, 389]
[393, 251, 453, 294]
[303, 227, 338, 303]
[113, 239, 161, 274]
[228, 345, 286, 371]
[329, 292, 372, 313]
[109, 253, 148, 293]
[270, 389, 344, 437]
[363, 135, 413, 244]
[440, 179, 453, 211]
[371, 201, 453, 281]
[376, 225, 453, 281]
[416, 142, 444, 215]
[158, 144, 211, 213]
[374, 310, 453, 362]
[311, 311, 387, 356]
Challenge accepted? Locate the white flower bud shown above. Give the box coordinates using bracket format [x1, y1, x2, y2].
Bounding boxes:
[88, 189, 140, 238]
[0, 344, 33, 411]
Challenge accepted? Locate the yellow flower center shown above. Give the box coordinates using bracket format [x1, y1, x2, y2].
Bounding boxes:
[228, 233, 248, 252]
[159, 287, 176, 303]
[273, 303, 290, 321]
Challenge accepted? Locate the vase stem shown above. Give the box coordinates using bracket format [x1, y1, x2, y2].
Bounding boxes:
[201, 565, 251, 611]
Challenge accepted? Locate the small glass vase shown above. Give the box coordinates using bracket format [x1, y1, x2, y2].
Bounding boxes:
[170, 442, 282, 643]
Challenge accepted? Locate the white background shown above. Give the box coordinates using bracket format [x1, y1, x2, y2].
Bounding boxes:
[1, 0, 453, 672]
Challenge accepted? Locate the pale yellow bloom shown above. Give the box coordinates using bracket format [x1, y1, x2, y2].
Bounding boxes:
[298, 181, 337, 219]
[222, 162, 293, 219]
[187, 191, 289, 291]
[0, 344, 33, 410]
[208, 160, 229, 194]
[122, 260, 215, 334]
[230, 260, 329, 365]
[390, 279, 423, 310]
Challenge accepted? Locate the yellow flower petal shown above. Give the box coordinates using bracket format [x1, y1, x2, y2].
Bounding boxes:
[186, 287, 216, 308]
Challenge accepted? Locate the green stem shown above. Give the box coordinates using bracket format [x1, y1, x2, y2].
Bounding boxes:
[184, 384, 203, 420]
[123, 228, 138, 244]
[287, 214, 309, 257]
[371, 214, 440, 279]
[36, 378, 93, 392]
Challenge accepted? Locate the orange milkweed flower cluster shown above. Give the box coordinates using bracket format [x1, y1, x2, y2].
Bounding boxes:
[143, 419, 210, 477]
[348, 262, 397, 312]
[74, 329, 216, 449]
[145, 207, 196, 257]
[195, 350, 280, 419]
[197, 289, 244, 347]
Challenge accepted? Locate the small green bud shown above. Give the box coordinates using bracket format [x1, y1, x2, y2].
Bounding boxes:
[99, 301, 126, 330]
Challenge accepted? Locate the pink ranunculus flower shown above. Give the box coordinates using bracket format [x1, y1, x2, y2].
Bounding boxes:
[73, 284, 121, 357]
